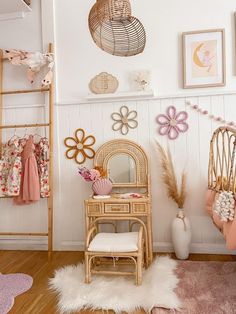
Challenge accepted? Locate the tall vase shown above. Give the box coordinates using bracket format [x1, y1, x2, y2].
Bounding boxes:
[171, 209, 191, 260]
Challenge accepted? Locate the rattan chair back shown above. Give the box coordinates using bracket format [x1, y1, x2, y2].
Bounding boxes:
[208, 126, 236, 193]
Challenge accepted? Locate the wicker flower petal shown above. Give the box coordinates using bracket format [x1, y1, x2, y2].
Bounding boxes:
[167, 106, 176, 119]
[159, 125, 179, 140]
[66, 147, 77, 159]
[75, 151, 86, 164]
[121, 124, 129, 135]
[64, 137, 77, 148]
[75, 129, 85, 143]
[111, 113, 122, 122]
[127, 110, 137, 120]
[175, 111, 188, 122]
[83, 136, 96, 147]
[156, 114, 170, 125]
[112, 121, 122, 131]
[120, 105, 129, 117]
[176, 122, 189, 133]
[128, 119, 138, 129]
[83, 147, 96, 158]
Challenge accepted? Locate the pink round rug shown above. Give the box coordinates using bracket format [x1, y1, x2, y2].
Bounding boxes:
[153, 260, 236, 314]
[0, 273, 33, 314]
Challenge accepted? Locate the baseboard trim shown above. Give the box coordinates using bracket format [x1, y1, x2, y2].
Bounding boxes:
[153, 242, 236, 255]
[60, 240, 236, 255]
[60, 241, 85, 251]
[0, 237, 48, 250]
[1, 238, 235, 255]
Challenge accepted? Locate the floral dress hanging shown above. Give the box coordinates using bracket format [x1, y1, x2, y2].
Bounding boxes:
[35, 137, 50, 198]
[0, 138, 25, 197]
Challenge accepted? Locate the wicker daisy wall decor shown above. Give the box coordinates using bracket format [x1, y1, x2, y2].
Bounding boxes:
[111, 105, 138, 135]
[64, 128, 96, 164]
[156, 106, 189, 140]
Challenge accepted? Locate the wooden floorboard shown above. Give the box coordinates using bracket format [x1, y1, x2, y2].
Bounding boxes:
[0, 250, 234, 314]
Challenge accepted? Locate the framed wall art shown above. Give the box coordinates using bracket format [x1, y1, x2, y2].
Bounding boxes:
[182, 29, 225, 88]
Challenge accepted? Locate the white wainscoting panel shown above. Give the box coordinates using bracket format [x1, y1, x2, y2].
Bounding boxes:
[1, 93, 236, 254]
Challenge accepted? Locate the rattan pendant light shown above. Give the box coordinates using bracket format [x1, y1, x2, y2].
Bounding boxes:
[88, 0, 146, 57]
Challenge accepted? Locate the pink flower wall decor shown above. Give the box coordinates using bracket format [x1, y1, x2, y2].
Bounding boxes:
[156, 106, 189, 140]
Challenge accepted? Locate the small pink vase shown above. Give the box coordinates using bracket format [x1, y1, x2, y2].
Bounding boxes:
[92, 178, 112, 195]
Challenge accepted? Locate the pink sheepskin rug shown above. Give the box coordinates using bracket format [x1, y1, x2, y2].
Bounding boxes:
[0, 273, 33, 314]
[153, 260, 236, 314]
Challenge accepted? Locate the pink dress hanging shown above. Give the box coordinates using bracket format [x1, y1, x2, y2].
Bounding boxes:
[14, 135, 40, 205]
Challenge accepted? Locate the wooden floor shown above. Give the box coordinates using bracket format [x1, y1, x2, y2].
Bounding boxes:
[0, 251, 235, 314]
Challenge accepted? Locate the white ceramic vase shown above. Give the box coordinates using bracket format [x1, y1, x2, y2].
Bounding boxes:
[171, 209, 191, 260]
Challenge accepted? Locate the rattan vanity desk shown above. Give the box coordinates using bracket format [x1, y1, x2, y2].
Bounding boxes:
[85, 194, 153, 266]
[84, 139, 153, 266]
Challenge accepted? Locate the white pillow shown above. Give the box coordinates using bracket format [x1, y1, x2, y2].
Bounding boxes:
[88, 232, 139, 252]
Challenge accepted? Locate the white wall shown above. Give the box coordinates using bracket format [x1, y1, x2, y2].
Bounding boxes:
[55, 0, 236, 101]
[53, 0, 236, 254]
[1, 0, 236, 254]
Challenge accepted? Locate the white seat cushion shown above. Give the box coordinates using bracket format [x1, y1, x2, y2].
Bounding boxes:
[88, 232, 139, 252]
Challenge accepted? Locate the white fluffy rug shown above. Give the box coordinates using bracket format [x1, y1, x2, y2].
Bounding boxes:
[49, 256, 180, 314]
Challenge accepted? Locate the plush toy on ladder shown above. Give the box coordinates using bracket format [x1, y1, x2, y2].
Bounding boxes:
[4, 49, 54, 87]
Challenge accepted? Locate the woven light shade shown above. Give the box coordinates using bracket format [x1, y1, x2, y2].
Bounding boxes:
[88, 0, 146, 57]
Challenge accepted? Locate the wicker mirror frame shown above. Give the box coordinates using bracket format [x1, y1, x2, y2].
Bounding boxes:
[94, 139, 149, 188]
[208, 126, 236, 193]
[88, 0, 146, 57]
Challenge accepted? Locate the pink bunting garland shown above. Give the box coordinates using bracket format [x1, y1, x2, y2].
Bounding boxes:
[186, 101, 236, 127]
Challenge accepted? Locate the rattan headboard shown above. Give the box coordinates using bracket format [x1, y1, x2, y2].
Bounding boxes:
[208, 126, 236, 193]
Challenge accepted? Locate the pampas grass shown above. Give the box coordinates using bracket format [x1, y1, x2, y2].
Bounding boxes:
[155, 141, 186, 209]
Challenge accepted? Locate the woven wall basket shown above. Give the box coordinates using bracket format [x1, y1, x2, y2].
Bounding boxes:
[88, 0, 146, 57]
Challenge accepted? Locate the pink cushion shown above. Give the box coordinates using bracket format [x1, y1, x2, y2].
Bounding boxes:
[205, 189, 216, 216]
[223, 206, 236, 250]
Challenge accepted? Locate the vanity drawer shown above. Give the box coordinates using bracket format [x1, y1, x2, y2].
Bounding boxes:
[132, 203, 148, 214]
[104, 203, 130, 214]
[87, 203, 102, 215]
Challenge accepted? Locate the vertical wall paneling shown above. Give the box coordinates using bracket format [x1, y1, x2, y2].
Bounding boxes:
[1, 93, 236, 254]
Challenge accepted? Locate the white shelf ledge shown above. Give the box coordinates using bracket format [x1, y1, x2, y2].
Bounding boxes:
[56, 90, 236, 107]
[0, 0, 31, 22]
[86, 90, 154, 102]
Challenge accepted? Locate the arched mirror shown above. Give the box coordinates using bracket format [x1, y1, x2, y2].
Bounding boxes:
[94, 139, 149, 190]
[107, 153, 136, 184]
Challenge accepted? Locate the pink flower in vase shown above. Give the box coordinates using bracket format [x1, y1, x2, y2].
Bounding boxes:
[89, 169, 101, 182]
[156, 106, 189, 140]
[78, 167, 91, 182]
[78, 166, 101, 182]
